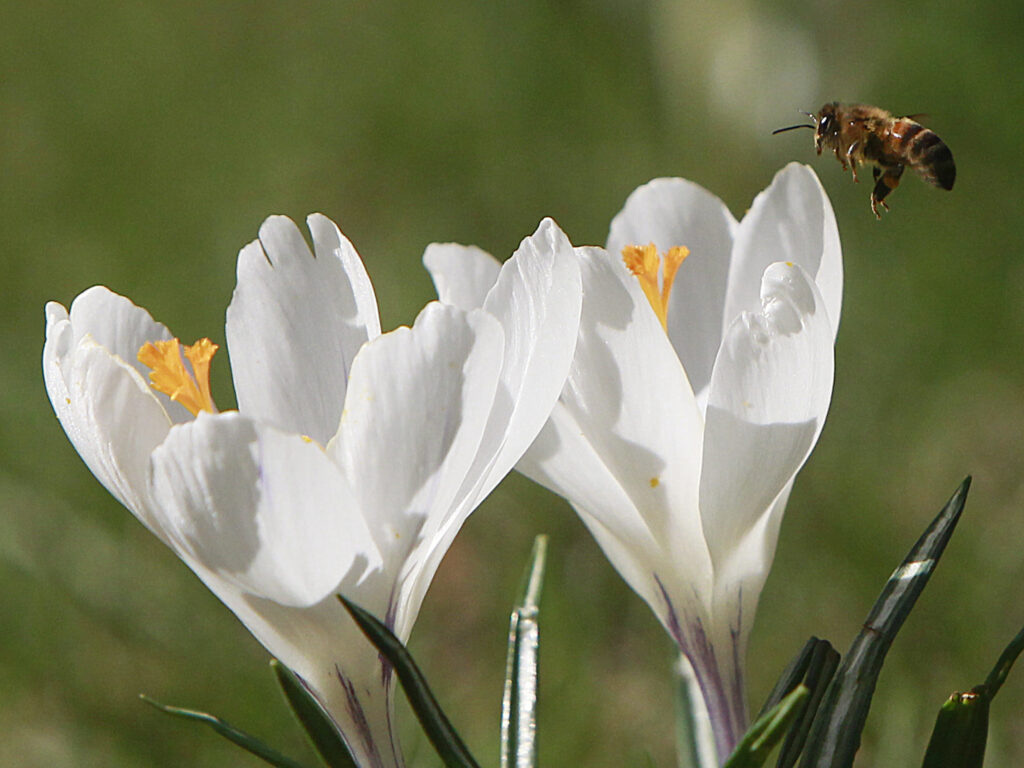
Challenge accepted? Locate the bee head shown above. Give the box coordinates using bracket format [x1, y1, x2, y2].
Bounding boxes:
[814, 102, 841, 154]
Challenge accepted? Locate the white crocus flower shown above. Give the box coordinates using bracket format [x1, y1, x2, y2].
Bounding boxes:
[424, 163, 841, 763]
[44, 215, 582, 768]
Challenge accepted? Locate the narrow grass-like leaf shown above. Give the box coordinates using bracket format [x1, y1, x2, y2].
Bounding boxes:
[140, 694, 313, 768]
[982, 622, 1024, 698]
[501, 535, 547, 768]
[919, 621, 1023, 767]
[757, 637, 833, 719]
[799, 476, 971, 768]
[271, 660, 357, 768]
[920, 690, 989, 768]
[723, 685, 809, 768]
[775, 640, 839, 768]
[338, 595, 481, 768]
[756, 638, 817, 721]
[674, 655, 718, 768]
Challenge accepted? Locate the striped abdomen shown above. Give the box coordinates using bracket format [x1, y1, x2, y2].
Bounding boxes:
[891, 118, 956, 190]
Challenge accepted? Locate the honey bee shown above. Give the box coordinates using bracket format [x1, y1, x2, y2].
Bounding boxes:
[773, 102, 955, 218]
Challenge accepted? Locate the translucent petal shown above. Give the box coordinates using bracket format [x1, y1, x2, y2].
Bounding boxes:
[43, 302, 173, 537]
[149, 412, 380, 607]
[699, 263, 834, 571]
[226, 214, 380, 444]
[607, 177, 739, 402]
[423, 242, 502, 310]
[328, 302, 504, 604]
[521, 247, 711, 597]
[726, 164, 843, 340]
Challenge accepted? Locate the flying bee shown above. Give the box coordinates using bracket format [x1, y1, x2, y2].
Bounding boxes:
[773, 102, 955, 218]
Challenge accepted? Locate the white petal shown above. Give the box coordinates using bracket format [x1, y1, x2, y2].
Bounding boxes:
[564, 248, 705, 530]
[43, 302, 173, 536]
[64, 286, 173, 373]
[149, 412, 380, 607]
[226, 214, 381, 444]
[726, 163, 843, 340]
[521, 247, 711, 599]
[389, 221, 583, 635]
[711, 482, 793, 652]
[329, 302, 504, 584]
[62, 286, 194, 423]
[471, 218, 582, 499]
[423, 242, 502, 310]
[519, 407, 661, 571]
[607, 177, 740, 401]
[161, 556, 403, 767]
[699, 262, 834, 571]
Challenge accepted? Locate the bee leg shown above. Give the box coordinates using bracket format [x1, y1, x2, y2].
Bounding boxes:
[846, 143, 860, 181]
[870, 165, 904, 218]
[833, 146, 847, 171]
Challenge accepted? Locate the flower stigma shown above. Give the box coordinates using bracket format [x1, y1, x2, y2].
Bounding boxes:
[622, 243, 689, 332]
[138, 338, 219, 416]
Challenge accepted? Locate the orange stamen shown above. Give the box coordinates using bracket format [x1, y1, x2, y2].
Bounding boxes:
[622, 243, 690, 331]
[138, 338, 219, 416]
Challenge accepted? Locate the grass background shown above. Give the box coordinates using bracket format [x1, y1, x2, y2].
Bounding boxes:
[3, 0, 1024, 765]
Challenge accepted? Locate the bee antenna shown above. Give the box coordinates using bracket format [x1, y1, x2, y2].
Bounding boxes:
[771, 123, 816, 135]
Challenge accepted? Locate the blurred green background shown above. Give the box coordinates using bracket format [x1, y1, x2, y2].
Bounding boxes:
[3, 0, 1023, 765]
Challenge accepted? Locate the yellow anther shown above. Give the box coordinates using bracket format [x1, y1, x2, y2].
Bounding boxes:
[138, 338, 219, 416]
[622, 243, 689, 332]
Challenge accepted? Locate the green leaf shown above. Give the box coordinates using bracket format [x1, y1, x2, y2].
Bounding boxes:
[769, 639, 839, 768]
[799, 476, 971, 768]
[723, 685, 809, 768]
[501, 535, 547, 768]
[919, 621, 1023, 767]
[338, 595, 481, 768]
[271, 660, 357, 768]
[755, 637, 836, 718]
[140, 694, 313, 768]
[982, 622, 1024, 699]
[920, 690, 989, 768]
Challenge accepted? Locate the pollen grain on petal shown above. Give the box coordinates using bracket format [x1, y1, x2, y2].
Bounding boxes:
[649, 477, 660, 488]
[138, 338, 219, 416]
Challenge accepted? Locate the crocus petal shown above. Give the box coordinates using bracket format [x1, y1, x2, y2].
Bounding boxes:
[523, 407, 663, 591]
[226, 214, 380, 445]
[422, 219, 583, 508]
[711, 481, 793, 653]
[235, 590, 403, 768]
[59, 286, 195, 423]
[43, 302, 174, 537]
[307, 213, 382, 338]
[699, 262, 833, 571]
[63, 286, 174, 377]
[470, 218, 583, 501]
[390, 222, 582, 636]
[607, 177, 740, 402]
[154, 541, 402, 768]
[149, 412, 380, 607]
[520, 389, 659, 568]
[521, 247, 710, 588]
[329, 301, 504, 602]
[423, 242, 502, 310]
[726, 163, 843, 340]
